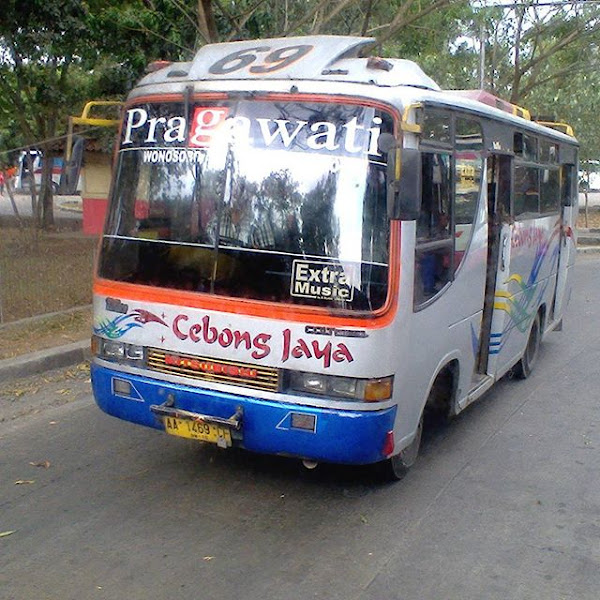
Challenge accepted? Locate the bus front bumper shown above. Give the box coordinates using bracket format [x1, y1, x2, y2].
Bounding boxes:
[91, 363, 397, 465]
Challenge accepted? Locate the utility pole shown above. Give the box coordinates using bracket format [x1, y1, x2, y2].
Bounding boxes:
[479, 21, 486, 89]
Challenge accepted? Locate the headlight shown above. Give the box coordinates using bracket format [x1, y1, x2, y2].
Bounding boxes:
[92, 335, 146, 366]
[103, 340, 125, 359]
[287, 371, 393, 402]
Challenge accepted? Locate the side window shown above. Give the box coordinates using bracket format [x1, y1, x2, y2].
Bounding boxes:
[561, 164, 575, 206]
[414, 112, 485, 307]
[454, 118, 483, 270]
[514, 135, 564, 218]
[514, 165, 540, 218]
[514, 132, 538, 161]
[541, 140, 558, 163]
[414, 152, 452, 305]
[421, 111, 452, 147]
[539, 168, 560, 214]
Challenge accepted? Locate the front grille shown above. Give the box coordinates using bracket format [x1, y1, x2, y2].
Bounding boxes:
[146, 348, 280, 392]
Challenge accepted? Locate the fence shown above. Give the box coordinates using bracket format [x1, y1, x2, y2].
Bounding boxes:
[0, 195, 97, 324]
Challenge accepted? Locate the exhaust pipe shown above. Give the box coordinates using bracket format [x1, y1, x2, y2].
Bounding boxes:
[302, 459, 319, 470]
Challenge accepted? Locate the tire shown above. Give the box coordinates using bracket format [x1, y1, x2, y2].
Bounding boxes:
[513, 312, 541, 379]
[377, 415, 423, 482]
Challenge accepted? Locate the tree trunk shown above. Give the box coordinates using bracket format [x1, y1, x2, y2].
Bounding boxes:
[584, 167, 590, 228]
[40, 148, 55, 230]
[5, 177, 24, 228]
[24, 152, 39, 223]
[197, 0, 219, 43]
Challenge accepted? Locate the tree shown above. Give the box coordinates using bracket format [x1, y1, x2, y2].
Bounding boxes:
[0, 0, 195, 229]
[3, 0, 600, 231]
[471, 1, 600, 105]
[0, 1, 95, 227]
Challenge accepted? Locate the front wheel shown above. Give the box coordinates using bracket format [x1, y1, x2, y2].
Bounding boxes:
[513, 312, 541, 379]
[377, 415, 423, 482]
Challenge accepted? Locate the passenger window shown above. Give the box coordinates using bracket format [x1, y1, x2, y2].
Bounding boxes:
[539, 168, 560, 214]
[561, 164, 575, 206]
[414, 152, 452, 305]
[421, 111, 452, 147]
[514, 133, 538, 161]
[454, 118, 483, 270]
[540, 141, 558, 163]
[514, 165, 540, 218]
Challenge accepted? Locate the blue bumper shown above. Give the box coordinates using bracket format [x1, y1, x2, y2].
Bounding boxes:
[91, 363, 397, 465]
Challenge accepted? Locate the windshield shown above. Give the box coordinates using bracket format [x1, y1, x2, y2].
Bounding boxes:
[98, 98, 393, 312]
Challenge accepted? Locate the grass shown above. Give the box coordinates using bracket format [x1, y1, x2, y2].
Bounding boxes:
[0, 225, 97, 322]
[0, 223, 96, 358]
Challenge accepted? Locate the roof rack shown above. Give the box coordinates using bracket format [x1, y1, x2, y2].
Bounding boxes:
[533, 121, 575, 137]
[448, 90, 531, 120]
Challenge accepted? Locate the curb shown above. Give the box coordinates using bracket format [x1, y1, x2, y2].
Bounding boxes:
[0, 340, 90, 382]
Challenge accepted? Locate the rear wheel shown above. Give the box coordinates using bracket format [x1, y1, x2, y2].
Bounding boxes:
[377, 415, 423, 482]
[513, 312, 541, 379]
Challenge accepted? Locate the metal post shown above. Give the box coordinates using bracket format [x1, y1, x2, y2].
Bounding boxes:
[0, 262, 4, 324]
[479, 21, 486, 90]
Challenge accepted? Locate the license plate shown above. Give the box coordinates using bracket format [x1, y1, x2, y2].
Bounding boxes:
[163, 416, 232, 447]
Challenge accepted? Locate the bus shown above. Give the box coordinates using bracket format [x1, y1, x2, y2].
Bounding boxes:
[91, 36, 578, 480]
[16, 151, 63, 193]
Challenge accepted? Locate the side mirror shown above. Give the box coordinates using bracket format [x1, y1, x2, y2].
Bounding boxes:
[384, 142, 421, 221]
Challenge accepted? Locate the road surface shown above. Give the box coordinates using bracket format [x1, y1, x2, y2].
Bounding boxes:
[0, 192, 81, 220]
[1, 255, 599, 600]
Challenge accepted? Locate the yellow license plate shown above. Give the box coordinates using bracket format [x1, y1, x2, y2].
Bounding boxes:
[163, 416, 232, 447]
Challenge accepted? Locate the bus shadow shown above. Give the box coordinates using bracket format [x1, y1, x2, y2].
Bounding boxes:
[174, 367, 534, 493]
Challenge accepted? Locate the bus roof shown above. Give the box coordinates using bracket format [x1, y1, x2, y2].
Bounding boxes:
[132, 35, 575, 143]
[137, 35, 440, 91]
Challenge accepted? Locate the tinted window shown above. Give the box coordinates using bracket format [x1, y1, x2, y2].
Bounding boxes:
[514, 132, 538, 161]
[514, 166, 540, 218]
[415, 152, 453, 304]
[421, 111, 452, 146]
[540, 140, 558, 163]
[561, 164, 576, 207]
[540, 168, 560, 214]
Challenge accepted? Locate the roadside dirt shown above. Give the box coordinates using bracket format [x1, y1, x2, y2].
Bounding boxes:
[578, 208, 600, 229]
[0, 307, 91, 360]
[0, 226, 96, 322]
[0, 361, 91, 423]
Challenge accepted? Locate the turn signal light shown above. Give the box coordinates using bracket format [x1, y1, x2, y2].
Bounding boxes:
[364, 377, 393, 402]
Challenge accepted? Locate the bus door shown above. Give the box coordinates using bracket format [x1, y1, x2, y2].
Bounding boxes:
[552, 163, 576, 321]
[477, 154, 513, 377]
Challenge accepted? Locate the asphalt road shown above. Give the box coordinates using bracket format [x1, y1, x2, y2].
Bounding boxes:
[1, 255, 600, 600]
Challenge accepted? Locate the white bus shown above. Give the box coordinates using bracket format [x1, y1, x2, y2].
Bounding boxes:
[91, 36, 578, 480]
[16, 151, 62, 193]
